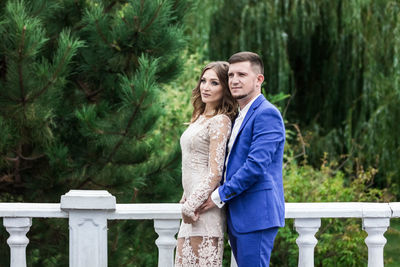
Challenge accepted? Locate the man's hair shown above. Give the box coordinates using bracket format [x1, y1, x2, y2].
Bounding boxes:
[228, 51, 264, 75]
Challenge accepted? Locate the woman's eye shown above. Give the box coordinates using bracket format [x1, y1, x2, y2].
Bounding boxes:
[211, 81, 219, 86]
[200, 78, 206, 83]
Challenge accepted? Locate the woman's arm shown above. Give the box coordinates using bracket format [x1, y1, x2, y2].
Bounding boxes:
[181, 114, 231, 220]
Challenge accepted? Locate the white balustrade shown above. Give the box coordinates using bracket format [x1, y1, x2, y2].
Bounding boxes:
[60, 190, 116, 267]
[3, 217, 32, 267]
[363, 218, 390, 267]
[294, 218, 321, 267]
[154, 219, 180, 267]
[0, 192, 399, 267]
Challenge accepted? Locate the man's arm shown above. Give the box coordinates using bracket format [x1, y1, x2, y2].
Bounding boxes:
[218, 107, 284, 203]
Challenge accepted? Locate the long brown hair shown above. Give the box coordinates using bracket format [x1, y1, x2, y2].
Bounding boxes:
[191, 61, 237, 122]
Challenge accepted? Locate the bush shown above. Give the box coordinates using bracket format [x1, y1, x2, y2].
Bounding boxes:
[271, 153, 385, 267]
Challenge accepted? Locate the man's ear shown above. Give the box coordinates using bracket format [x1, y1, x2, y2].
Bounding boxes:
[256, 74, 264, 88]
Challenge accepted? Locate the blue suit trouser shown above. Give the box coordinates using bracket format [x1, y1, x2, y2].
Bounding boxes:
[228, 214, 278, 267]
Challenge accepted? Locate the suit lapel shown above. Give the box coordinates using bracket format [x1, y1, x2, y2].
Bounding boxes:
[237, 94, 265, 137]
[227, 95, 265, 165]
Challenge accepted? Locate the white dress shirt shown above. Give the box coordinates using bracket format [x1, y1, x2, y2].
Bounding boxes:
[211, 94, 261, 208]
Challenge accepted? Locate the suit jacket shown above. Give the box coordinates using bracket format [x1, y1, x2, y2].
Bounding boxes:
[219, 94, 285, 233]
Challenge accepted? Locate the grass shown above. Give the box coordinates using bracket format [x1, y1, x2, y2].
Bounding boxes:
[385, 219, 400, 266]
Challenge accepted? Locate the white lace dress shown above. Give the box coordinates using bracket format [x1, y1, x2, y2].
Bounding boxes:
[175, 114, 231, 267]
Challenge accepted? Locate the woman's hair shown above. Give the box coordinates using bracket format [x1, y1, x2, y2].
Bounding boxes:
[191, 61, 238, 122]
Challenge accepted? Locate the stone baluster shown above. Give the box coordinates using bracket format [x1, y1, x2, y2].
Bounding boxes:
[154, 219, 180, 267]
[295, 218, 321, 267]
[363, 217, 390, 267]
[3, 217, 32, 267]
[61, 190, 116, 267]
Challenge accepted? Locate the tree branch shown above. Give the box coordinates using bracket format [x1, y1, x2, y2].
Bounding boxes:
[18, 26, 27, 105]
[140, 2, 163, 33]
[15, 151, 45, 161]
[95, 20, 112, 48]
[105, 91, 147, 164]
[76, 80, 103, 102]
[28, 45, 72, 102]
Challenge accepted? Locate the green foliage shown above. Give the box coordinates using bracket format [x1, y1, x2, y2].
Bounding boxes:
[106, 51, 207, 266]
[208, 0, 400, 190]
[0, 0, 397, 265]
[0, 0, 189, 266]
[271, 152, 384, 266]
[385, 219, 400, 266]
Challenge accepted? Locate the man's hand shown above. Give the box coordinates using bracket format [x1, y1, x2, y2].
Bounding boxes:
[182, 212, 199, 224]
[198, 195, 216, 214]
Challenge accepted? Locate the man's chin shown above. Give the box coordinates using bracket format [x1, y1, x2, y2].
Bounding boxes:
[233, 94, 247, 100]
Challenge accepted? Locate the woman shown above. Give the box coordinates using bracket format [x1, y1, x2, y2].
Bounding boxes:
[175, 61, 237, 266]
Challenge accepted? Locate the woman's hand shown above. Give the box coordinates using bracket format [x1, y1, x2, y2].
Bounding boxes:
[179, 194, 186, 204]
[182, 211, 199, 224]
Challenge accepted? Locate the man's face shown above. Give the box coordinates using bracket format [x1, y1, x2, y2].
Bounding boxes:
[228, 61, 263, 101]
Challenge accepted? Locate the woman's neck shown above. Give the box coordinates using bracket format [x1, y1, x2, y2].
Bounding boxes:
[203, 104, 217, 116]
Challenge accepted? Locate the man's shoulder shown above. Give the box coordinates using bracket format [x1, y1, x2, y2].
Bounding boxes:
[257, 98, 283, 118]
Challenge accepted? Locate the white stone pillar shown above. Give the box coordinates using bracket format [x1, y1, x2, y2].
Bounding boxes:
[3, 217, 32, 267]
[363, 217, 390, 267]
[61, 190, 116, 267]
[154, 219, 180, 267]
[295, 218, 321, 267]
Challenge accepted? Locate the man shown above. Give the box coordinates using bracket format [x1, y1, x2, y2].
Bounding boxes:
[199, 51, 285, 266]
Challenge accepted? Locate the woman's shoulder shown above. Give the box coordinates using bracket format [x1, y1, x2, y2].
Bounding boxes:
[207, 114, 232, 135]
[209, 113, 231, 124]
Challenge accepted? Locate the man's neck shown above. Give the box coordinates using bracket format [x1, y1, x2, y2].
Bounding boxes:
[238, 93, 260, 110]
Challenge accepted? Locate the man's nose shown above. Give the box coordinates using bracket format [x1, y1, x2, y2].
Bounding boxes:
[231, 75, 239, 84]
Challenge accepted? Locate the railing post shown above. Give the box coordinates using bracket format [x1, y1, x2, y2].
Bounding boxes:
[295, 218, 321, 267]
[3, 217, 32, 267]
[61, 190, 116, 267]
[154, 219, 180, 267]
[363, 217, 390, 267]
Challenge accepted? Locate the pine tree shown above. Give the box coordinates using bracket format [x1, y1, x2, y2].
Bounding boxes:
[0, 0, 190, 265]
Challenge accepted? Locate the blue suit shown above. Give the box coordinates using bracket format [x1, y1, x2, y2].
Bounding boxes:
[219, 94, 285, 266]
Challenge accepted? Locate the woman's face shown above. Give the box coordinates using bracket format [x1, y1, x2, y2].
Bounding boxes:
[200, 69, 224, 107]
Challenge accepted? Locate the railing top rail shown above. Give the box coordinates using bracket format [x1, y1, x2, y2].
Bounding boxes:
[0, 202, 399, 219]
[285, 202, 394, 218]
[390, 202, 400, 217]
[0, 203, 67, 218]
[109, 204, 181, 220]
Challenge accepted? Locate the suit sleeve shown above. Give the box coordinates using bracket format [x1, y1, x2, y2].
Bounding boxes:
[218, 107, 284, 202]
[182, 114, 231, 218]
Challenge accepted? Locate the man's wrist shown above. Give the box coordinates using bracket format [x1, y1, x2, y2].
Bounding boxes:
[211, 188, 225, 208]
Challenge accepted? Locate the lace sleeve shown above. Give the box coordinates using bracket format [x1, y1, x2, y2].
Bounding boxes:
[182, 114, 231, 218]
